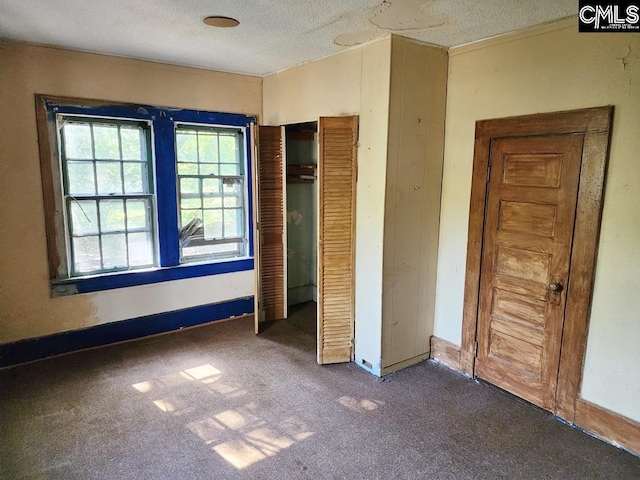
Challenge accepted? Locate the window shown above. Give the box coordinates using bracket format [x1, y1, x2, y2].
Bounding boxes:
[60, 117, 156, 275]
[176, 125, 247, 262]
[36, 96, 255, 295]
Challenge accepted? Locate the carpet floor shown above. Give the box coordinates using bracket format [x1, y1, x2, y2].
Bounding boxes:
[2, 304, 639, 480]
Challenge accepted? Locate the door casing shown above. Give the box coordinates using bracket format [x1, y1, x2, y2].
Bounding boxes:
[460, 106, 613, 422]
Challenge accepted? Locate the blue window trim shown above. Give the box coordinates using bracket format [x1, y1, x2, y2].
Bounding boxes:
[46, 100, 256, 295]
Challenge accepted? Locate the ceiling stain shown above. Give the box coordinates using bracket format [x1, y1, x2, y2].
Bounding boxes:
[334, 30, 386, 47]
[370, 0, 448, 30]
[334, 0, 448, 47]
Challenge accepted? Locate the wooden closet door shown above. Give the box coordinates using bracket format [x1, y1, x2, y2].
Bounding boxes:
[317, 116, 358, 364]
[254, 125, 287, 333]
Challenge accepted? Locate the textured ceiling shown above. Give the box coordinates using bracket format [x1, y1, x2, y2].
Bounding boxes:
[0, 0, 575, 76]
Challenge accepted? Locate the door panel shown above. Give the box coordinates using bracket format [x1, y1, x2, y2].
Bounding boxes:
[475, 134, 583, 410]
[254, 126, 286, 331]
[317, 116, 358, 364]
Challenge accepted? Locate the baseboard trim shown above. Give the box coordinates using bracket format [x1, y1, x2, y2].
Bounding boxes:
[430, 335, 463, 372]
[428, 336, 639, 456]
[574, 399, 640, 457]
[0, 297, 254, 368]
[381, 353, 430, 376]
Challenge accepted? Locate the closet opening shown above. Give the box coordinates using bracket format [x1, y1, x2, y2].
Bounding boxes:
[284, 121, 318, 338]
[254, 116, 357, 364]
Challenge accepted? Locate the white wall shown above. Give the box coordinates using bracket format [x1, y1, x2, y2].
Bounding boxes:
[263, 38, 392, 375]
[0, 42, 262, 343]
[434, 20, 640, 422]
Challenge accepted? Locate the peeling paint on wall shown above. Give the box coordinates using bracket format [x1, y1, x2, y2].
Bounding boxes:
[618, 45, 632, 70]
[616, 40, 640, 96]
[617, 42, 640, 71]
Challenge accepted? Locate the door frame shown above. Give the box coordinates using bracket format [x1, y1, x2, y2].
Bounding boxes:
[460, 106, 613, 422]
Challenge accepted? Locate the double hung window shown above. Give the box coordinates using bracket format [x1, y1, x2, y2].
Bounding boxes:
[60, 117, 155, 275]
[176, 125, 246, 262]
[36, 96, 255, 295]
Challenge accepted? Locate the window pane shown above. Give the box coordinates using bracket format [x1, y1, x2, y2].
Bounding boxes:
[219, 135, 237, 163]
[181, 209, 201, 227]
[180, 178, 201, 209]
[178, 163, 198, 175]
[223, 180, 242, 196]
[224, 208, 243, 238]
[120, 127, 143, 160]
[67, 161, 96, 195]
[96, 161, 123, 194]
[126, 199, 149, 230]
[180, 178, 200, 194]
[101, 233, 127, 269]
[128, 232, 154, 266]
[63, 123, 92, 159]
[93, 125, 120, 159]
[202, 178, 220, 194]
[73, 236, 101, 273]
[204, 197, 222, 208]
[181, 198, 201, 209]
[223, 194, 241, 208]
[70, 200, 99, 236]
[198, 132, 217, 163]
[99, 200, 125, 232]
[220, 164, 240, 175]
[199, 163, 217, 175]
[203, 209, 223, 239]
[123, 162, 145, 194]
[202, 178, 221, 208]
[176, 131, 197, 162]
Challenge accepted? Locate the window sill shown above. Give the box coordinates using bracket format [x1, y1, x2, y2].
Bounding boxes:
[51, 257, 254, 297]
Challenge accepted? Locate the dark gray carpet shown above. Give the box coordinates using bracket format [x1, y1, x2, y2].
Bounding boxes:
[1, 307, 639, 480]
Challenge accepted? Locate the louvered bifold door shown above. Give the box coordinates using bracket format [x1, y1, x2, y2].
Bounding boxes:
[317, 116, 358, 364]
[255, 125, 287, 332]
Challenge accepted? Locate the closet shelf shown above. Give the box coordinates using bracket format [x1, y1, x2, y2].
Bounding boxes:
[287, 164, 316, 184]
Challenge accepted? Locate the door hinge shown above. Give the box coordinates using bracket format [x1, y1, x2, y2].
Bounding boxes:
[473, 341, 478, 358]
[486, 162, 492, 183]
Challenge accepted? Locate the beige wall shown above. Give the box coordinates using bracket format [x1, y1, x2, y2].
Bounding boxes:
[434, 20, 640, 422]
[263, 38, 392, 374]
[381, 37, 447, 371]
[0, 42, 262, 343]
[263, 48, 362, 125]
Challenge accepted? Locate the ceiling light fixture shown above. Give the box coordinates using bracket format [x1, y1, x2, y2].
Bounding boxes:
[203, 16, 240, 28]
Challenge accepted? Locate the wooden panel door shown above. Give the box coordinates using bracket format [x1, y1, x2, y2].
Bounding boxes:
[475, 134, 583, 410]
[317, 116, 358, 364]
[254, 126, 287, 332]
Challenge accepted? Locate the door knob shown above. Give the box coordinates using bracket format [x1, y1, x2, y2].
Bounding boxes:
[548, 282, 563, 292]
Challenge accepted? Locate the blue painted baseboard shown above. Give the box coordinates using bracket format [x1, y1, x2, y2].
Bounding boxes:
[0, 297, 254, 368]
